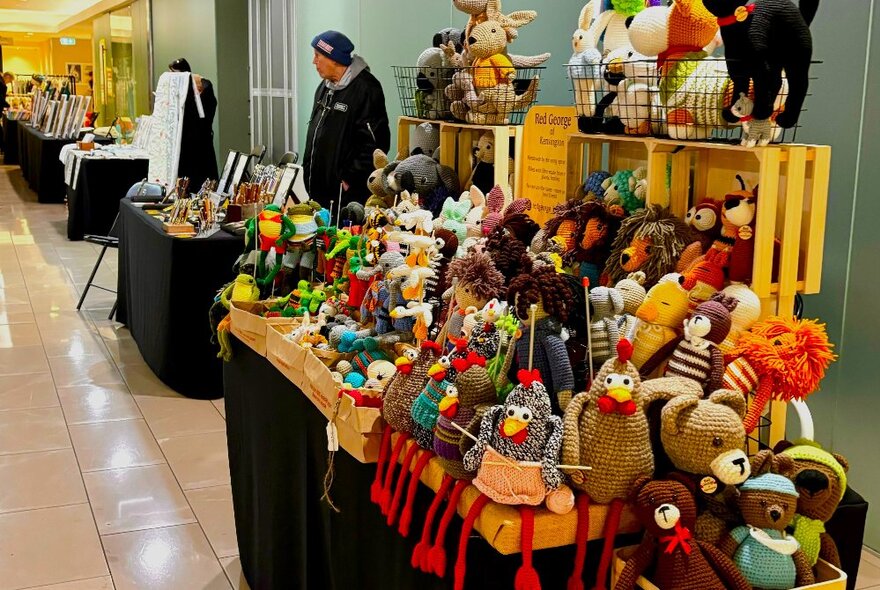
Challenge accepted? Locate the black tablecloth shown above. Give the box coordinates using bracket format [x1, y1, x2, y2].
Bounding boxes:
[116, 200, 241, 399]
[17, 122, 28, 175]
[224, 340, 869, 590]
[224, 339, 641, 590]
[2, 119, 19, 165]
[66, 157, 149, 240]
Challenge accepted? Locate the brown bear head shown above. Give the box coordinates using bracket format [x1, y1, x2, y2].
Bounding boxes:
[630, 477, 698, 536]
[661, 390, 749, 485]
[776, 441, 849, 523]
[737, 473, 800, 532]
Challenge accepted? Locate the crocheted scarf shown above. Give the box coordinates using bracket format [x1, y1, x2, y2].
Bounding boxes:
[791, 514, 825, 566]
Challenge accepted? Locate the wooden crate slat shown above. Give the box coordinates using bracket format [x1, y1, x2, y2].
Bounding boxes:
[752, 149, 782, 297]
[778, 146, 808, 311]
[803, 146, 831, 294]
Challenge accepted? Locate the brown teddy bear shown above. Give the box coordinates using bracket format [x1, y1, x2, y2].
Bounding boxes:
[720, 473, 815, 589]
[778, 440, 849, 569]
[660, 390, 751, 543]
[615, 478, 751, 590]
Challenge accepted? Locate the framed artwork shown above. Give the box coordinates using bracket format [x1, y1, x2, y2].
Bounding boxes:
[272, 165, 299, 207]
[66, 63, 84, 84]
[230, 154, 252, 192]
[218, 151, 240, 194]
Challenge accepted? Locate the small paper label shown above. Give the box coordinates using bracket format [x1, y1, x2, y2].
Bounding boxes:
[700, 476, 718, 494]
[326, 422, 339, 452]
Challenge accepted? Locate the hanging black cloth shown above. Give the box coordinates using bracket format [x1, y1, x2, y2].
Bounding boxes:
[177, 77, 219, 189]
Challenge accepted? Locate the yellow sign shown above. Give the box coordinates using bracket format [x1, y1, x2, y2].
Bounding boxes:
[518, 105, 577, 225]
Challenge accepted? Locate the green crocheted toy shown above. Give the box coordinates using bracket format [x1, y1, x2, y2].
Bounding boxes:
[602, 168, 647, 214]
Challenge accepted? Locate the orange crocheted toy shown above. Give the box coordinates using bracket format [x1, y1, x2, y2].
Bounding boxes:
[723, 316, 836, 434]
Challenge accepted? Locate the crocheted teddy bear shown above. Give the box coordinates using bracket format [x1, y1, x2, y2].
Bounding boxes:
[456, 369, 573, 590]
[663, 293, 738, 393]
[615, 478, 751, 590]
[720, 473, 816, 589]
[660, 390, 751, 544]
[778, 440, 849, 569]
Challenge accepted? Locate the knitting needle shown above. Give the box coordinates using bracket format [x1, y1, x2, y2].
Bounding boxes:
[527, 303, 537, 372]
[337, 183, 344, 229]
[449, 422, 523, 472]
[583, 277, 595, 385]
[482, 461, 593, 471]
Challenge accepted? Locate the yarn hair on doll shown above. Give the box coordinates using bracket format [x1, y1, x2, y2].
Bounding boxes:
[507, 265, 573, 324]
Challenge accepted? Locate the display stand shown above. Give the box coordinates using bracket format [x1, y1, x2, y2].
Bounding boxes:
[397, 116, 524, 195]
[566, 133, 831, 448]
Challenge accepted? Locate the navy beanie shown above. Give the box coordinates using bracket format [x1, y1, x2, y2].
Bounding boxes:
[311, 31, 354, 67]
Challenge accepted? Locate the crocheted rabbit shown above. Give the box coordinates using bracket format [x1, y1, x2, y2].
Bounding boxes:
[569, 1, 604, 118]
[452, 0, 551, 67]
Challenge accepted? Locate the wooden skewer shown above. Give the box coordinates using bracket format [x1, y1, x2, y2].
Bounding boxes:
[583, 277, 595, 385]
[527, 303, 537, 372]
[449, 422, 523, 472]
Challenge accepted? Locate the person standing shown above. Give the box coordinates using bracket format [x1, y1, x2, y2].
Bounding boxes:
[0, 72, 13, 154]
[303, 31, 391, 208]
[169, 58, 219, 189]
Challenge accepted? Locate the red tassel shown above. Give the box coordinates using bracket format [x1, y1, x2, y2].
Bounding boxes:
[515, 506, 542, 590]
[428, 480, 469, 577]
[399, 451, 433, 537]
[387, 443, 420, 527]
[567, 493, 590, 590]
[371, 425, 393, 504]
[412, 474, 454, 571]
[381, 434, 410, 515]
[453, 493, 491, 590]
[594, 499, 624, 590]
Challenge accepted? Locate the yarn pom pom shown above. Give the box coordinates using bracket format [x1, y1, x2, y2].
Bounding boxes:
[612, 0, 649, 16]
[421, 340, 442, 354]
[617, 338, 634, 363]
[516, 368, 544, 388]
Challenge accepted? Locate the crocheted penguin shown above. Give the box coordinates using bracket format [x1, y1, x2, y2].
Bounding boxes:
[455, 369, 573, 590]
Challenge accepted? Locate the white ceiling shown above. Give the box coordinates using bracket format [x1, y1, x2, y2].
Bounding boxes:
[0, 0, 106, 33]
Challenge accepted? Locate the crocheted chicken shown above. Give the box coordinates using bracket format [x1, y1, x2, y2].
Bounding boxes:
[456, 369, 572, 590]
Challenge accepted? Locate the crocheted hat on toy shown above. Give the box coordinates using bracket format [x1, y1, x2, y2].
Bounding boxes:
[740, 473, 799, 497]
[781, 442, 847, 501]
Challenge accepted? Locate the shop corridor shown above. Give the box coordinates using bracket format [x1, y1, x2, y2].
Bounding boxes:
[0, 164, 246, 589]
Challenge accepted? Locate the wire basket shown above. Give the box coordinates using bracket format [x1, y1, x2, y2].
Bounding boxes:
[568, 57, 811, 144]
[393, 65, 543, 125]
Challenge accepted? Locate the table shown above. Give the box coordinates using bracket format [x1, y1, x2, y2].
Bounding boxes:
[18, 125, 109, 204]
[66, 157, 149, 240]
[2, 118, 19, 165]
[224, 339, 870, 590]
[224, 339, 641, 590]
[116, 200, 241, 399]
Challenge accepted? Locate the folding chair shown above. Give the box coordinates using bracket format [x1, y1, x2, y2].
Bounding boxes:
[250, 144, 267, 165]
[277, 151, 299, 166]
[76, 213, 120, 320]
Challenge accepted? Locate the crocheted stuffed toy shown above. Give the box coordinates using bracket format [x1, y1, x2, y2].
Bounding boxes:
[569, 1, 604, 120]
[661, 390, 752, 543]
[412, 354, 498, 576]
[589, 286, 625, 365]
[631, 274, 690, 374]
[681, 257, 727, 311]
[702, 0, 817, 138]
[564, 201, 624, 286]
[456, 370, 573, 590]
[386, 154, 460, 217]
[508, 266, 576, 411]
[615, 271, 647, 339]
[452, 0, 551, 68]
[615, 478, 751, 590]
[613, 53, 660, 136]
[724, 179, 758, 283]
[441, 251, 505, 343]
[469, 133, 515, 194]
[604, 205, 693, 287]
[723, 316, 835, 434]
[439, 191, 475, 245]
[416, 46, 453, 120]
[778, 440, 849, 569]
[664, 293, 738, 393]
[684, 200, 723, 253]
[561, 340, 656, 590]
[246, 204, 297, 287]
[212, 274, 262, 362]
[720, 473, 816, 589]
[602, 168, 647, 214]
[719, 283, 762, 355]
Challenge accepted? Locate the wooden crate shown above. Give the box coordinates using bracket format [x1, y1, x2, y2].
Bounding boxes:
[565, 134, 831, 447]
[611, 546, 847, 590]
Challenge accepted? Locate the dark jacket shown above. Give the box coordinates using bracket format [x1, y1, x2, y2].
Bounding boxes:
[178, 77, 219, 190]
[0, 79, 9, 112]
[303, 56, 391, 208]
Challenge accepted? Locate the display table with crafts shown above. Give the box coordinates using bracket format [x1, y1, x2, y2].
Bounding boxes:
[64, 148, 149, 240]
[115, 199, 241, 398]
[2, 118, 20, 165]
[18, 124, 109, 203]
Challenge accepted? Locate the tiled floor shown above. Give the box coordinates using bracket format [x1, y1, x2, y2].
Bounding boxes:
[0, 164, 247, 589]
[0, 161, 877, 589]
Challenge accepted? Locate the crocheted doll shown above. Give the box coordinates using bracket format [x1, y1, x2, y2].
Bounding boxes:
[412, 355, 498, 576]
[660, 390, 752, 543]
[604, 205, 693, 288]
[719, 283, 761, 355]
[562, 340, 656, 590]
[441, 251, 505, 343]
[720, 473, 816, 589]
[589, 286, 625, 365]
[615, 271, 647, 339]
[701, 0, 817, 137]
[456, 370, 573, 590]
[723, 316, 835, 434]
[778, 440, 849, 569]
[615, 478, 751, 590]
[507, 265, 576, 412]
[725, 180, 758, 283]
[631, 274, 690, 374]
[664, 293, 738, 393]
[602, 168, 647, 214]
[565, 201, 624, 287]
[246, 204, 297, 287]
[212, 274, 262, 362]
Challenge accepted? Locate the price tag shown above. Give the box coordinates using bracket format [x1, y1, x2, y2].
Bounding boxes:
[326, 422, 339, 452]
